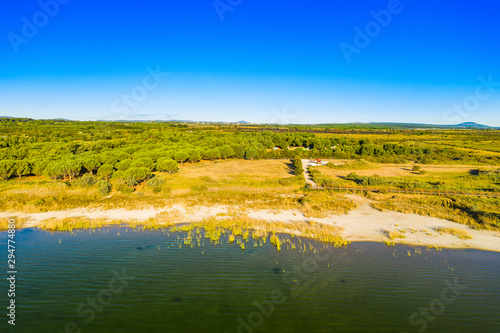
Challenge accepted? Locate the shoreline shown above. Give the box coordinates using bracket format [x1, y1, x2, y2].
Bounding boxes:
[2, 195, 500, 253]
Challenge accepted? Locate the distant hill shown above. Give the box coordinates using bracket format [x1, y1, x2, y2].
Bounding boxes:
[454, 122, 491, 129]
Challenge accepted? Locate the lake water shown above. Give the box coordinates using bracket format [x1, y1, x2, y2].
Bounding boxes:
[1, 226, 500, 333]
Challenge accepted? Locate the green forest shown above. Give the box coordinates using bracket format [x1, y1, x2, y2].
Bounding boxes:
[1, 118, 499, 188]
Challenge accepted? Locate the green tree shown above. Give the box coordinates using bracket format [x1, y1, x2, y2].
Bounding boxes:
[205, 149, 221, 161]
[14, 160, 32, 179]
[175, 150, 189, 166]
[156, 158, 178, 174]
[44, 162, 64, 181]
[130, 157, 155, 170]
[112, 170, 125, 180]
[187, 149, 202, 164]
[115, 159, 133, 171]
[82, 157, 101, 174]
[234, 145, 246, 159]
[62, 159, 82, 182]
[32, 160, 49, 176]
[0, 160, 16, 180]
[97, 154, 118, 166]
[219, 145, 234, 160]
[97, 164, 114, 180]
[124, 167, 152, 183]
[245, 149, 258, 160]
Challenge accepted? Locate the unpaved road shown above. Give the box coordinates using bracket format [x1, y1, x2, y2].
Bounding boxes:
[301, 159, 318, 187]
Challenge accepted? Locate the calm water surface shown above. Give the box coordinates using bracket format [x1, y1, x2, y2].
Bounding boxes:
[1, 226, 499, 333]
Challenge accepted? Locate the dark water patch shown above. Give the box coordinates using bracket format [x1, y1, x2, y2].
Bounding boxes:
[25, 288, 41, 296]
[1, 228, 499, 333]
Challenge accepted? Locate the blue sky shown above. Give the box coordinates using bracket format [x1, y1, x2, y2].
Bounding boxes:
[1, 0, 499, 125]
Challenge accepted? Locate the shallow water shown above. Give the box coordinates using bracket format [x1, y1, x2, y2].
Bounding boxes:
[1, 226, 499, 333]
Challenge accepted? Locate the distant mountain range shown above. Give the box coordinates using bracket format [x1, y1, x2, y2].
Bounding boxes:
[0, 117, 497, 129]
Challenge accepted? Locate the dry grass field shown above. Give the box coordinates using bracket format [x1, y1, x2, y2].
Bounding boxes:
[177, 159, 294, 180]
[318, 161, 497, 179]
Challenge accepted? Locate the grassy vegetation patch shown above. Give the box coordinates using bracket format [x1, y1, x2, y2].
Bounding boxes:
[325, 159, 378, 170]
[371, 194, 500, 231]
[383, 229, 406, 240]
[435, 227, 472, 240]
[300, 192, 357, 218]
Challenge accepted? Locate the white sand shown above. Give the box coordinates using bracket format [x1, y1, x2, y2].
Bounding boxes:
[2, 195, 499, 252]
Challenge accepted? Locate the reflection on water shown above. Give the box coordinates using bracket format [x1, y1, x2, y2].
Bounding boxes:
[1, 226, 499, 333]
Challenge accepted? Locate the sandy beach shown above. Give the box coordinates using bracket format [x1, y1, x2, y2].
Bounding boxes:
[3, 194, 499, 252]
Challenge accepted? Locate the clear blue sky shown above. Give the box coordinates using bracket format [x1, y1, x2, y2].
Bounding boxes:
[1, 0, 499, 125]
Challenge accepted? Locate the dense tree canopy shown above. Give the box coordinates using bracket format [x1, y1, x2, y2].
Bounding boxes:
[0, 119, 498, 184]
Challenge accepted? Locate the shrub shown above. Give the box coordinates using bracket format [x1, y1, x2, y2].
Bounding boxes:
[278, 178, 295, 186]
[146, 177, 166, 187]
[412, 165, 421, 172]
[96, 179, 111, 195]
[77, 174, 97, 187]
[116, 183, 134, 194]
[326, 159, 377, 170]
[361, 176, 383, 186]
[435, 227, 472, 240]
[152, 186, 162, 193]
[122, 176, 138, 187]
[200, 176, 217, 183]
[191, 185, 208, 192]
[293, 158, 303, 175]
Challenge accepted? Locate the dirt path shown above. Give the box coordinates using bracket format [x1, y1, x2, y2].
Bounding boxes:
[301, 159, 318, 187]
